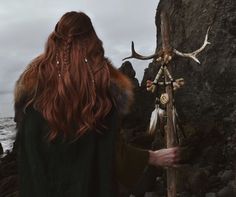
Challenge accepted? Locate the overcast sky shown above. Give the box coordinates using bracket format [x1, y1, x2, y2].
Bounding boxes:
[0, 0, 159, 117]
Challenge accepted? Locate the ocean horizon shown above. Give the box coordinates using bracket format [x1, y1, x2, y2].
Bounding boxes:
[0, 92, 14, 118]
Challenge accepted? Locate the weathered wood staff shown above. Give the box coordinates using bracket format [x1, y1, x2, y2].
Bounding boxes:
[123, 11, 210, 197]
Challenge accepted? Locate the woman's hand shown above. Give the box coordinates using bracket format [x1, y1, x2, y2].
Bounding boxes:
[148, 147, 180, 168]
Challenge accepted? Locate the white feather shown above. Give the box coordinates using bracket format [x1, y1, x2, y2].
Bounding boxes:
[148, 105, 159, 135]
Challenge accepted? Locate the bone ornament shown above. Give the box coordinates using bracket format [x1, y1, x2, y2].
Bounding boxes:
[146, 77, 185, 93]
[164, 54, 172, 64]
[146, 80, 157, 92]
[173, 78, 185, 91]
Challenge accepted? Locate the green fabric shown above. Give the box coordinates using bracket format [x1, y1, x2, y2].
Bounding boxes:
[17, 107, 149, 197]
[115, 130, 149, 189]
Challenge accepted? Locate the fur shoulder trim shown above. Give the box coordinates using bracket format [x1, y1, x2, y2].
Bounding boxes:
[14, 64, 38, 104]
[14, 62, 39, 123]
[14, 55, 42, 106]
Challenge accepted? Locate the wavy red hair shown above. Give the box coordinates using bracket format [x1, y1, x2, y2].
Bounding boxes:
[26, 11, 115, 140]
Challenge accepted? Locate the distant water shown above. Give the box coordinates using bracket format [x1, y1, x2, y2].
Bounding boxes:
[0, 93, 14, 118]
[0, 117, 16, 153]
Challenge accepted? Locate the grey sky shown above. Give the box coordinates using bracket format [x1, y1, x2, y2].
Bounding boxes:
[0, 0, 159, 117]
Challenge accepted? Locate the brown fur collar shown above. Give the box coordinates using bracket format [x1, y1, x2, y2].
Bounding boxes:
[14, 58, 134, 122]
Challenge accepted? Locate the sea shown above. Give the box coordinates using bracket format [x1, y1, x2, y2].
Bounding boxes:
[0, 117, 16, 153]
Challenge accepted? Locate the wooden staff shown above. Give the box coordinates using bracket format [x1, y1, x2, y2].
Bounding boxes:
[161, 12, 177, 197]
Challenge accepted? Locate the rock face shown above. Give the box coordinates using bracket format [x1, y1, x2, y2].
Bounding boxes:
[119, 61, 154, 145]
[119, 61, 139, 89]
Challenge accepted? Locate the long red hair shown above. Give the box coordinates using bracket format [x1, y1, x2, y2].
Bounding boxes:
[26, 12, 115, 140]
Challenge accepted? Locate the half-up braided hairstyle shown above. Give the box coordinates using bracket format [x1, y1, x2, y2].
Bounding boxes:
[26, 11, 114, 140]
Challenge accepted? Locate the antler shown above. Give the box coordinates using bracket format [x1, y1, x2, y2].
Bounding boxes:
[122, 41, 159, 61]
[173, 27, 211, 64]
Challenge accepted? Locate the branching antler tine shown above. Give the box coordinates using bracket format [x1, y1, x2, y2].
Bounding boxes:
[173, 26, 211, 64]
[123, 41, 158, 61]
[122, 41, 135, 60]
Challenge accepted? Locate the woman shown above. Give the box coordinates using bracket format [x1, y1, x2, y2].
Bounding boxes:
[14, 11, 179, 197]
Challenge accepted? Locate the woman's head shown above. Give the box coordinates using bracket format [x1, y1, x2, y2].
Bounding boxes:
[48, 11, 105, 70]
[54, 11, 93, 38]
[28, 11, 113, 140]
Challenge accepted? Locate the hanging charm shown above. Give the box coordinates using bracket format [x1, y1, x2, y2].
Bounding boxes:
[56, 55, 62, 78]
[173, 78, 185, 91]
[160, 93, 169, 105]
[84, 57, 96, 87]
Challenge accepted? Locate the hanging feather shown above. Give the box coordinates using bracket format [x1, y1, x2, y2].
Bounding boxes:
[148, 105, 165, 135]
[148, 105, 159, 135]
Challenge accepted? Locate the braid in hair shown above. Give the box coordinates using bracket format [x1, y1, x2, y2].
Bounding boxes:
[62, 37, 73, 72]
[55, 37, 72, 77]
